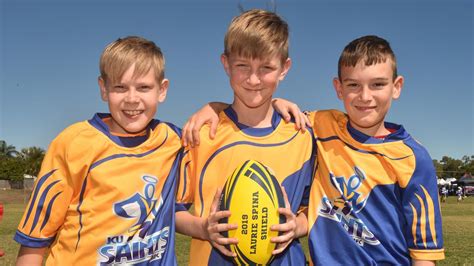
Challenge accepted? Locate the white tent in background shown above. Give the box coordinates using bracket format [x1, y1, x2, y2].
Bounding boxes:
[438, 178, 448, 186]
[446, 177, 457, 184]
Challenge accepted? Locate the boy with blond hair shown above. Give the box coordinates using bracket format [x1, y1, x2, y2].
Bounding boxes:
[15, 36, 182, 265]
[184, 35, 445, 265]
[175, 9, 314, 265]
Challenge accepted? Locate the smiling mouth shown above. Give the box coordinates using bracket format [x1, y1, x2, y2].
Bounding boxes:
[244, 88, 264, 92]
[123, 110, 144, 116]
[355, 106, 376, 111]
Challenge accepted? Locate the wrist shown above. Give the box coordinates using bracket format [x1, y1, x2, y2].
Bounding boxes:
[200, 217, 210, 241]
[294, 213, 308, 238]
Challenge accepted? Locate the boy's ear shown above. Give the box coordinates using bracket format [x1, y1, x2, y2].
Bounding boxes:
[333, 77, 343, 100]
[98, 77, 108, 102]
[279, 58, 292, 81]
[221, 54, 230, 76]
[158, 79, 169, 103]
[392, 75, 404, 100]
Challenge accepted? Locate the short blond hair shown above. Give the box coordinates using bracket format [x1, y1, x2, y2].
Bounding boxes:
[224, 9, 289, 63]
[99, 36, 165, 85]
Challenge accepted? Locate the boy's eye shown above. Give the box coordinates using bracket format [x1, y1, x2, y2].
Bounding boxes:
[262, 66, 275, 71]
[112, 85, 127, 92]
[138, 86, 152, 92]
[346, 83, 359, 88]
[372, 82, 387, 89]
[374, 82, 387, 87]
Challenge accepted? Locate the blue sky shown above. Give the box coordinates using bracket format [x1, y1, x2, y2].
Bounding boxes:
[1, 0, 472, 160]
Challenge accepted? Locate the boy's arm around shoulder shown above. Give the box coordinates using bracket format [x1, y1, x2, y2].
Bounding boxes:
[182, 99, 311, 147]
[182, 102, 229, 147]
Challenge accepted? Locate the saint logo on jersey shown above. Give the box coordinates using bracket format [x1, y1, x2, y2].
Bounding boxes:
[318, 166, 380, 246]
[98, 175, 169, 265]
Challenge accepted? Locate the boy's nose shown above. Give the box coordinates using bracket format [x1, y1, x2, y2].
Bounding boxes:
[247, 72, 261, 86]
[359, 86, 372, 101]
[125, 89, 140, 102]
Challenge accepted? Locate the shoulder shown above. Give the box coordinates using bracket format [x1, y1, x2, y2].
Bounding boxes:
[309, 109, 348, 137]
[310, 109, 346, 121]
[398, 133, 437, 181]
[50, 120, 95, 149]
[159, 121, 182, 139]
[148, 120, 183, 153]
[196, 111, 235, 143]
[400, 132, 432, 162]
[41, 120, 101, 166]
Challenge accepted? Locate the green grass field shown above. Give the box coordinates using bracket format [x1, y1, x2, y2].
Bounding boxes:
[1, 190, 473, 265]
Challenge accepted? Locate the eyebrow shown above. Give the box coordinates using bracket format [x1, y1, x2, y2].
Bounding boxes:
[342, 77, 390, 82]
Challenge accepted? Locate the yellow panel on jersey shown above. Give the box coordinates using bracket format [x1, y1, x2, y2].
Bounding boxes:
[307, 110, 444, 265]
[15, 113, 182, 265]
[177, 107, 315, 266]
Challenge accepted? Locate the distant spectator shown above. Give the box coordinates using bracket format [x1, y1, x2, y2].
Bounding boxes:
[457, 187, 463, 203]
[441, 186, 448, 203]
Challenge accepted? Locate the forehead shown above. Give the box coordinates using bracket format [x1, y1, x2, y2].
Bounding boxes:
[228, 53, 283, 65]
[115, 64, 159, 84]
[340, 60, 394, 80]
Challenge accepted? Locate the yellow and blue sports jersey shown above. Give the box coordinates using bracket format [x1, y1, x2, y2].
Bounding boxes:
[14, 113, 182, 265]
[177, 107, 315, 266]
[307, 110, 444, 265]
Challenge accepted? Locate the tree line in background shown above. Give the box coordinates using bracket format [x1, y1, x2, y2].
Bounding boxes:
[433, 155, 474, 179]
[0, 140, 45, 181]
[1, 139, 473, 182]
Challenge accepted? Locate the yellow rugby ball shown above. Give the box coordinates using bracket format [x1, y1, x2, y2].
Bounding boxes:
[219, 160, 285, 265]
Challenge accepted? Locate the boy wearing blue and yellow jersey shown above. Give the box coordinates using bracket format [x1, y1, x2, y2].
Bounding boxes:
[175, 9, 315, 266]
[306, 35, 444, 265]
[184, 35, 444, 265]
[15, 36, 182, 265]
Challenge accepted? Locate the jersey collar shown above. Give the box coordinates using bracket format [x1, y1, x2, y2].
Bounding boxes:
[224, 106, 281, 137]
[88, 113, 161, 147]
[347, 121, 408, 144]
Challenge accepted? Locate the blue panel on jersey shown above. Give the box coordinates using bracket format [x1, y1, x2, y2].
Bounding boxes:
[309, 184, 411, 265]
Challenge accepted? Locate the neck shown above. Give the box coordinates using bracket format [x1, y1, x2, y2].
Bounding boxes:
[349, 120, 390, 137]
[231, 101, 274, 128]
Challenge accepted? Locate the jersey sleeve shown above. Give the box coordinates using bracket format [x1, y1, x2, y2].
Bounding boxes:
[176, 148, 195, 211]
[401, 140, 444, 261]
[14, 133, 77, 248]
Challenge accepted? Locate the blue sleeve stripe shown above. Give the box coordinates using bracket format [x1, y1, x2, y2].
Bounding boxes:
[22, 169, 57, 229]
[75, 174, 88, 251]
[14, 230, 55, 248]
[181, 161, 191, 199]
[40, 191, 63, 231]
[30, 180, 61, 234]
